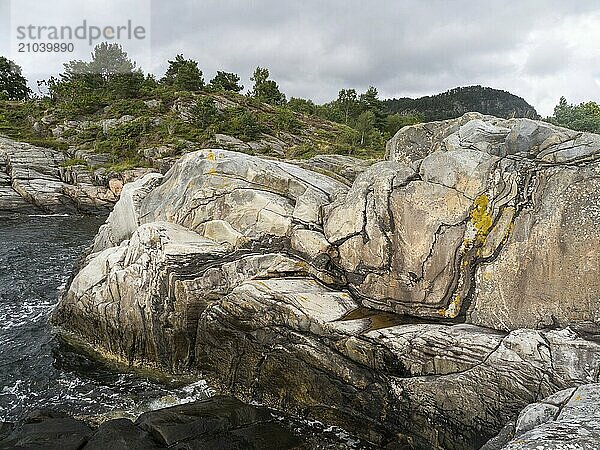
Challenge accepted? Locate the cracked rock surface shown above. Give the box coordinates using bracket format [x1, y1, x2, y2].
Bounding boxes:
[52, 114, 600, 449]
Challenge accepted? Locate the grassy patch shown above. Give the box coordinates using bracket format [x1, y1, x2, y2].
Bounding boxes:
[61, 158, 88, 167]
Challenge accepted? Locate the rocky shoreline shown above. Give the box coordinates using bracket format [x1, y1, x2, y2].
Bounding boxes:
[0, 395, 335, 449]
[3, 384, 598, 449]
[5, 113, 600, 449]
[0, 137, 155, 215]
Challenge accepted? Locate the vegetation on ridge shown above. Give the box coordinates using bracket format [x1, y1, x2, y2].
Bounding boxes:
[1, 43, 597, 174]
[0, 44, 391, 171]
[546, 96, 600, 134]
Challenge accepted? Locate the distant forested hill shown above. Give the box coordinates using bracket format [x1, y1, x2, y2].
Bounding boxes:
[383, 86, 539, 121]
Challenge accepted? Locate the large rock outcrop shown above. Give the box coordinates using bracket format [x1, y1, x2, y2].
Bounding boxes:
[382, 113, 600, 330]
[52, 114, 600, 449]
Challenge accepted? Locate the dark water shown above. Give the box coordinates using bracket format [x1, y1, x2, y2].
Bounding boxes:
[0, 215, 210, 422]
[0, 215, 370, 448]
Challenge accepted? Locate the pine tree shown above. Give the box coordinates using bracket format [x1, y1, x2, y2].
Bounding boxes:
[0, 56, 31, 100]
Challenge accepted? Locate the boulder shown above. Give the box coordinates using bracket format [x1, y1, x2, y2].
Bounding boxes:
[73, 149, 111, 167]
[335, 113, 600, 330]
[101, 115, 134, 134]
[83, 419, 161, 450]
[290, 154, 375, 184]
[483, 384, 600, 449]
[144, 99, 162, 109]
[214, 133, 251, 152]
[0, 409, 93, 450]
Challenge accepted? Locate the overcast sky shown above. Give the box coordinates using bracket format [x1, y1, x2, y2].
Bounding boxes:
[1, 0, 599, 115]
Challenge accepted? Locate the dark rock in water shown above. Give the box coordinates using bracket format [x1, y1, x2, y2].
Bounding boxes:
[175, 422, 304, 450]
[84, 418, 161, 450]
[0, 409, 93, 450]
[0, 397, 307, 450]
[0, 423, 14, 440]
[136, 396, 302, 449]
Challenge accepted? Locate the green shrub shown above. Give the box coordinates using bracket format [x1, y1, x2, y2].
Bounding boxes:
[220, 108, 265, 141]
[106, 98, 148, 117]
[104, 156, 152, 173]
[190, 97, 219, 129]
[272, 107, 301, 133]
[286, 143, 317, 159]
[61, 158, 88, 167]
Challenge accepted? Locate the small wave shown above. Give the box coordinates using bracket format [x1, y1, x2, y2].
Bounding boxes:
[145, 379, 212, 411]
[26, 214, 71, 218]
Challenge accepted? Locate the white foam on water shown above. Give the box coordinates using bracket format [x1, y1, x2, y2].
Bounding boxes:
[26, 214, 71, 218]
[142, 379, 213, 413]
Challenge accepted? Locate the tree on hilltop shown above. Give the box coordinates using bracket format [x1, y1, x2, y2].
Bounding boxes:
[161, 55, 204, 91]
[50, 43, 144, 108]
[249, 66, 286, 106]
[208, 71, 243, 93]
[337, 89, 359, 124]
[64, 42, 137, 81]
[0, 56, 31, 100]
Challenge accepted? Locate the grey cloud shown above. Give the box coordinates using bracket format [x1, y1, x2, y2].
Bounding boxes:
[4, 0, 600, 115]
[524, 41, 572, 76]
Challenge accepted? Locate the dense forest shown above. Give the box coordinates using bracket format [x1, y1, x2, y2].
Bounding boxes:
[384, 86, 540, 121]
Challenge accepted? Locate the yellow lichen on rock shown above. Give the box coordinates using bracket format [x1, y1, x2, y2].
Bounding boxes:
[470, 194, 493, 240]
[438, 295, 462, 318]
[445, 295, 461, 318]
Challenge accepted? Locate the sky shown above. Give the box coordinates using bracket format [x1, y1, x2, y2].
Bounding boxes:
[1, 0, 600, 116]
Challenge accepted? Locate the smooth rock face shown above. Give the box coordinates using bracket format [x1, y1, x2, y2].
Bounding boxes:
[53, 115, 600, 449]
[470, 163, 600, 330]
[325, 160, 476, 318]
[54, 220, 232, 371]
[514, 403, 559, 435]
[92, 172, 164, 252]
[139, 149, 347, 239]
[357, 113, 600, 329]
